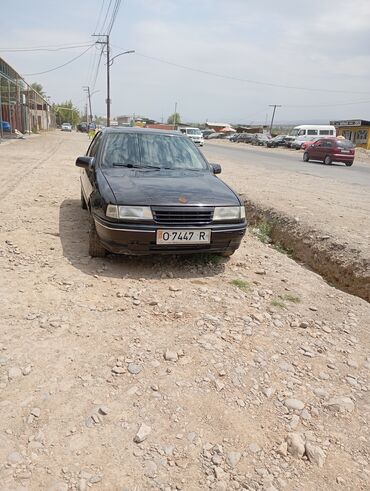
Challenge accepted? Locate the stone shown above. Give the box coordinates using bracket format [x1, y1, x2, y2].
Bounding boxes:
[262, 387, 274, 399]
[227, 451, 241, 468]
[299, 321, 309, 329]
[325, 396, 355, 413]
[248, 443, 261, 453]
[8, 367, 22, 379]
[284, 398, 305, 411]
[164, 349, 178, 362]
[127, 363, 142, 375]
[144, 460, 157, 478]
[7, 451, 24, 463]
[98, 406, 109, 415]
[47, 482, 69, 491]
[111, 366, 125, 374]
[134, 423, 152, 443]
[31, 407, 41, 418]
[313, 388, 328, 399]
[286, 433, 305, 458]
[305, 441, 326, 467]
[277, 441, 288, 456]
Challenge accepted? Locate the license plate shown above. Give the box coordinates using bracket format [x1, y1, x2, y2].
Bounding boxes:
[157, 229, 211, 244]
[341, 150, 350, 154]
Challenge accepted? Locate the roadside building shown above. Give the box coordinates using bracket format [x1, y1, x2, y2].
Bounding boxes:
[330, 119, 370, 149]
[205, 122, 231, 132]
[0, 56, 55, 139]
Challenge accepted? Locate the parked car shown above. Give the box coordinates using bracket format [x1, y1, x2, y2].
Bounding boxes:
[77, 128, 247, 257]
[236, 133, 254, 144]
[251, 133, 271, 146]
[266, 135, 289, 148]
[77, 122, 89, 133]
[229, 133, 240, 142]
[303, 138, 354, 166]
[284, 136, 296, 148]
[61, 122, 72, 132]
[1, 121, 11, 132]
[207, 132, 224, 140]
[201, 129, 215, 139]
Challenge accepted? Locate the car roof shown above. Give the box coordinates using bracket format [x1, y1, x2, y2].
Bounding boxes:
[101, 127, 182, 137]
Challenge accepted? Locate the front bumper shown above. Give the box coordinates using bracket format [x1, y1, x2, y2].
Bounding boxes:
[94, 216, 246, 255]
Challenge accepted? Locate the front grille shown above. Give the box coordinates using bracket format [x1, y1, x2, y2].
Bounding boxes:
[152, 206, 214, 226]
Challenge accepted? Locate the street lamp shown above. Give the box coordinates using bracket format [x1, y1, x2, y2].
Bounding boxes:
[109, 49, 135, 66]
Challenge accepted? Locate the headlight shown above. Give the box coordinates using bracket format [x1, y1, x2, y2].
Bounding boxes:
[106, 204, 153, 220]
[213, 206, 245, 221]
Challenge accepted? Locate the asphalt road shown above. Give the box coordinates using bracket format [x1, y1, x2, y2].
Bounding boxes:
[203, 140, 370, 188]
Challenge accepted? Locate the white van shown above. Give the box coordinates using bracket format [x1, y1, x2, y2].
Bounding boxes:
[290, 124, 336, 149]
[179, 127, 204, 146]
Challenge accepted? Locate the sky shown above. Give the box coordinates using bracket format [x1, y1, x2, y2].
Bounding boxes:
[1, 0, 370, 125]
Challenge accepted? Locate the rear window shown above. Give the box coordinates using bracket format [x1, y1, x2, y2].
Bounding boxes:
[307, 129, 318, 135]
[336, 140, 354, 149]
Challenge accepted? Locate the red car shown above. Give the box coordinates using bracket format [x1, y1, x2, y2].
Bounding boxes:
[303, 138, 355, 166]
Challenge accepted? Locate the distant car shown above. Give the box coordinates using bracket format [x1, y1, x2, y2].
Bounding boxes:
[1, 121, 11, 132]
[303, 138, 355, 166]
[207, 132, 224, 140]
[61, 123, 72, 132]
[76, 127, 247, 257]
[266, 135, 289, 148]
[202, 129, 215, 139]
[77, 122, 88, 133]
[236, 133, 255, 144]
[179, 127, 204, 146]
[284, 136, 296, 148]
[229, 133, 240, 142]
[251, 133, 271, 146]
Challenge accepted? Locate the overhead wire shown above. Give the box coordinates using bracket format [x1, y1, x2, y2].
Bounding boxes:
[93, 0, 107, 34]
[132, 51, 370, 96]
[23, 45, 94, 76]
[0, 43, 93, 52]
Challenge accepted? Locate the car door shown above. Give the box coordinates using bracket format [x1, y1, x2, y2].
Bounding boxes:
[81, 131, 102, 204]
[310, 139, 323, 160]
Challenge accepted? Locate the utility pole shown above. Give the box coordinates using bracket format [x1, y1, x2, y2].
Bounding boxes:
[83, 86, 93, 124]
[93, 34, 111, 127]
[174, 102, 177, 130]
[269, 104, 282, 135]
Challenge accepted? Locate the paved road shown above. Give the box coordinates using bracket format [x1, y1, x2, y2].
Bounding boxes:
[203, 140, 370, 188]
[201, 140, 370, 258]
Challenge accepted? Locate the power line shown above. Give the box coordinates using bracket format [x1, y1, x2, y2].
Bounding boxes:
[1, 42, 93, 52]
[100, 0, 113, 34]
[284, 99, 370, 108]
[106, 0, 122, 35]
[133, 51, 370, 96]
[93, 0, 107, 34]
[23, 45, 94, 76]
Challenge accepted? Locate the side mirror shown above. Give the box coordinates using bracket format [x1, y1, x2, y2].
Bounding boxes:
[210, 163, 222, 174]
[76, 156, 94, 170]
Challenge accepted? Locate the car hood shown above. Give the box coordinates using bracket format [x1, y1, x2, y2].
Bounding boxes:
[100, 168, 239, 206]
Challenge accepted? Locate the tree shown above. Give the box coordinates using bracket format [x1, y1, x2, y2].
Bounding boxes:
[54, 100, 80, 126]
[167, 113, 181, 125]
[30, 82, 45, 96]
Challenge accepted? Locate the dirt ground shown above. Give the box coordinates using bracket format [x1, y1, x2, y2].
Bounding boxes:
[0, 132, 369, 491]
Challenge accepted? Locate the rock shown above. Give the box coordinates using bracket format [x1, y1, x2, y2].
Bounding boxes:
[47, 482, 69, 491]
[31, 407, 41, 418]
[7, 451, 24, 463]
[164, 349, 178, 362]
[227, 451, 241, 468]
[134, 423, 152, 443]
[299, 321, 309, 329]
[214, 467, 229, 480]
[305, 441, 326, 467]
[325, 396, 355, 413]
[286, 433, 305, 458]
[8, 367, 22, 379]
[22, 366, 32, 376]
[144, 460, 157, 478]
[248, 443, 261, 453]
[277, 441, 288, 456]
[98, 405, 109, 415]
[169, 285, 181, 292]
[262, 387, 274, 399]
[111, 366, 125, 374]
[313, 388, 328, 399]
[127, 363, 142, 375]
[284, 398, 305, 411]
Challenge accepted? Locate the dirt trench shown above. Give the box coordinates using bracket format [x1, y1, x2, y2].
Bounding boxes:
[241, 196, 370, 303]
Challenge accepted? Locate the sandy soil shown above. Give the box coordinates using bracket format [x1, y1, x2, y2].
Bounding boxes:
[0, 132, 369, 491]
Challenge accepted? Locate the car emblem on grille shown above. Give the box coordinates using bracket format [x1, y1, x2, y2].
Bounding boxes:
[178, 195, 188, 204]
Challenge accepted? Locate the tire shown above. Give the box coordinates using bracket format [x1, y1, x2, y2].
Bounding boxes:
[81, 188, 87, 209]
[88, 216, 106, 257]
[345, 162, 353, 167]
[324, 155, 332, 165]
[303, 152, 309, 162]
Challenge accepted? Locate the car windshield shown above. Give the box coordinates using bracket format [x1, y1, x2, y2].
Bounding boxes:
[187, 129, 201, 135]
[101, 132, 208, 170]
[290, 129, 299, 136]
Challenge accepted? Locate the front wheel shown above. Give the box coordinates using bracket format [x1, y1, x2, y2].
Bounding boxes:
[303, 152, 309, 162]
[88, 216, 106, 257]
[345, 162, 353, 167]
[81, 188, 87, 209]
[324, 155, 332, 165]
[219, 250, 235, 257]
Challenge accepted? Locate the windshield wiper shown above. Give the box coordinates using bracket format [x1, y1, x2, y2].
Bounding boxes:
[112, 163, 161, 170]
